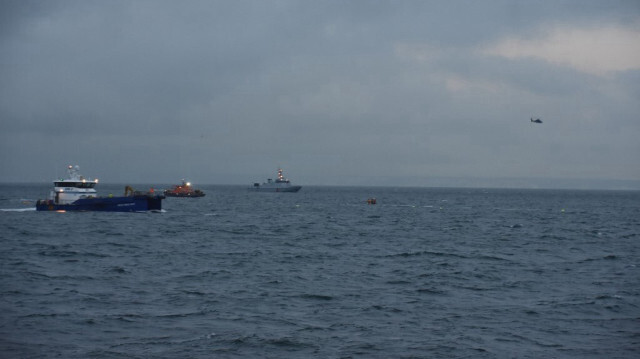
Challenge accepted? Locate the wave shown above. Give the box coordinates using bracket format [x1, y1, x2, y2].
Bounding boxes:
[384, 250, 469, 259]
[298, 293, 334, 301]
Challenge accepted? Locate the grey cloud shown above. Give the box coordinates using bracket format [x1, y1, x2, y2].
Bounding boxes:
[1, 0, 638, 187]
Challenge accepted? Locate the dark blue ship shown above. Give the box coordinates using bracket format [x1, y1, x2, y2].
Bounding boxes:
[35, 165, 164, 212]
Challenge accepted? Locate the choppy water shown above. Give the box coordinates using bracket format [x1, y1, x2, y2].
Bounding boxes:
[1, 184, 639, 358]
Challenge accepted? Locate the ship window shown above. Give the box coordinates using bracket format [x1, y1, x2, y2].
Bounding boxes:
[54, 182, 96, 188]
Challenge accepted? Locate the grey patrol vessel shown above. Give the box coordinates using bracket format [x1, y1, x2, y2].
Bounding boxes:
[250, 168, 302, 192]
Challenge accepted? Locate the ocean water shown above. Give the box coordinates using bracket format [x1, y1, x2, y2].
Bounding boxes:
[1, 184, 638, 358]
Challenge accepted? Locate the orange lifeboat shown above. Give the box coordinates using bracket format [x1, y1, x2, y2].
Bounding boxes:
[164, 180, 205, 197]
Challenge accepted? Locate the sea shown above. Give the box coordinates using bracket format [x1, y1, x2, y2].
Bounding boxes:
[1, 184, 638, 358]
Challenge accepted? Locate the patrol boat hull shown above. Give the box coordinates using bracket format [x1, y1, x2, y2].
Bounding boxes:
[250, 185, 302, 192]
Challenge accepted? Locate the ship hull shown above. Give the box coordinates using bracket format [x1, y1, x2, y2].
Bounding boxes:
[164, 192, 205, 197]
[36, 195, 164, 212]
[249, 185, 302, 193]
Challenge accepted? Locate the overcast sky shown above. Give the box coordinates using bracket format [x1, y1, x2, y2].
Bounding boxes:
[1, 0, 639, 188]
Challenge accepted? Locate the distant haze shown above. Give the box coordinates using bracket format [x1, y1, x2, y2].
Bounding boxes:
[1, 0, 639, 189]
